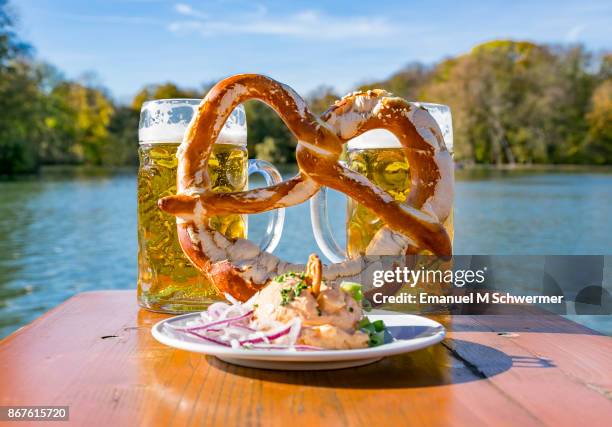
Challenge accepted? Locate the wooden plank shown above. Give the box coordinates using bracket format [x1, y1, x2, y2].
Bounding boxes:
[447, 315, 612, 426]
[0, 291, 610, 426]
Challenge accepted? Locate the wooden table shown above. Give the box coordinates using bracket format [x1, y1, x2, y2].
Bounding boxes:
[1, 291, 611, 426]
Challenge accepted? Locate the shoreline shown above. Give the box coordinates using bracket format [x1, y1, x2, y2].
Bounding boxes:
[455, 163, 612, 172]
[1, 162, 611, 180]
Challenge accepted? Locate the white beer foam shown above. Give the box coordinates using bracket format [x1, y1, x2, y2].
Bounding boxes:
[139, 98, 247, 145]
[346, 129, 402, 150]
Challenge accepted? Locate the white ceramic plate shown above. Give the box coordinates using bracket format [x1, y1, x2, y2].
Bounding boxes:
[151, 311, 445, 370]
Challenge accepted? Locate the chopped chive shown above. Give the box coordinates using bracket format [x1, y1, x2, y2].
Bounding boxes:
[357, 317, 371, 328]
[279, 277, 309, 306]
[358, 317, 387, 347]
[372, 320, 385, 332]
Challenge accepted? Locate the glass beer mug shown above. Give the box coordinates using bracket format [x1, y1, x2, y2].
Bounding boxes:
[137, 99, 284, 313]
[311, 103, 454, 262]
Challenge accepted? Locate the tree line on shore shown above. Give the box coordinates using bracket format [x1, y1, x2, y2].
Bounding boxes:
[0, 2, 610, 175]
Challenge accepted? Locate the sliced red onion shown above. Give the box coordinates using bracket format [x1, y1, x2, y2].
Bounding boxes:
[173, 296, 328, 351]
[181, 310, 253, 332]
[238, 322, 293, 345]
[186, 330, 230, 347]
[287, 317, 302, 346]
[207, 302, 230, 318]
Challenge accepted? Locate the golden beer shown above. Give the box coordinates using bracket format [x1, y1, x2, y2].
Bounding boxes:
[137, 142, 247, 312]
[346, 147, 410, 258]
[346, 145, 454, 257]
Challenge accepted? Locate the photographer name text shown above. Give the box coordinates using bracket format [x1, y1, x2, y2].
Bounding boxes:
[372, 292, 564, 305]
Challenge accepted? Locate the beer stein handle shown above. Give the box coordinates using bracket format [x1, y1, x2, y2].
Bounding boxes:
[310, 186, 347, 263]
[247, 159, 285, 253]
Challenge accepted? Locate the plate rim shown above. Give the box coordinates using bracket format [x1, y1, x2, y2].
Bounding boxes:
[151, 312, 445, 362]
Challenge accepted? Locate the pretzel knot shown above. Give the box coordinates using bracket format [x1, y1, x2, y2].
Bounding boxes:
[158, 74, 453, 301]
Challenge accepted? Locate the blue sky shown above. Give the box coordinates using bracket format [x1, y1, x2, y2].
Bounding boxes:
[14, 0, 612, 102]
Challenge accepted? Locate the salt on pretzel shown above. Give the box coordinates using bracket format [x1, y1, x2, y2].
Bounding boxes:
[158, 74, 452, 301]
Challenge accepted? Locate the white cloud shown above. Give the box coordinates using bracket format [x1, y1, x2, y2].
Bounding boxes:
[174, 3, 207, 19]
[167, 7, 397, 40]
[565, 25, 585, 42]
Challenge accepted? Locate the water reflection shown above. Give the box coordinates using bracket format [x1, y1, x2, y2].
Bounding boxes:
[0, 168, 138, 337]
[0, 180, 43, 332]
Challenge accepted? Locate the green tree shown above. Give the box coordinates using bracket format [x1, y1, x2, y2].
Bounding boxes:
[0, 1, 47, 174]
[2, 6, 611, 175]
[254, 136, 289, 164]
[585, 79, 612, 164]
[105, 105, 140, 166]
[547, 46, 597, 163]
[423, 40, 594, 165]
[0, 59, 46, 173]
[131, 82, 201, 111]
[45, 81, 114, 165]
[358, 63, 433, 101]
[306, 85, 340, 115]
[244, 100, 295, 161]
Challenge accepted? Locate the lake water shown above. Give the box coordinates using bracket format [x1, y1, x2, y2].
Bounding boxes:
[1, 166, 611, 338]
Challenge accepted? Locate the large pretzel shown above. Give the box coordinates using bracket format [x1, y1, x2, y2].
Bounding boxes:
[158, 74, 452, 301]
